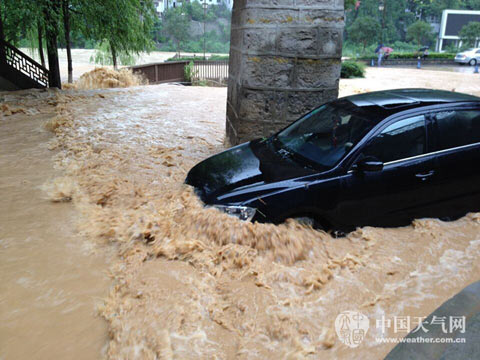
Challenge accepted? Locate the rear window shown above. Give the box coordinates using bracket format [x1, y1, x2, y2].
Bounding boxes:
[434, 110, 480, 151]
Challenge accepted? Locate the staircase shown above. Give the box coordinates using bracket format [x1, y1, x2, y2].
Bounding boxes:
[0, 40, 49, 91]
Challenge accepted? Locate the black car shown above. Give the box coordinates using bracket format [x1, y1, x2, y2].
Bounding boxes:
[186, 89, 480, 232]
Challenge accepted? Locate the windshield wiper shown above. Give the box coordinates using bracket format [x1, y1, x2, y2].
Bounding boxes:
[273, 136, 325, 171]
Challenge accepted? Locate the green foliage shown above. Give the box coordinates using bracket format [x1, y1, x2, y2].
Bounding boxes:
[90, 41, 138, 66]
[163, 7, 190, 54]
[82, 0, 156, 67]
[159, 3, 231, 56]
[184, 2, 205, 21]
[1, 0, 44, 45]
[390, 41, 419, 53]
[389, 52, 455, 59]
[341, 61, 366, 79]
[193, 79, 209, 86]
[406, 20, 434, 46]
[459, 21, 480, 47]
[354, 52, 455, 60]
[184, 61, 198, 83]
[344, 0, 480, 47]
[348, 16, 381, 51]
[344, 0, 357, 9]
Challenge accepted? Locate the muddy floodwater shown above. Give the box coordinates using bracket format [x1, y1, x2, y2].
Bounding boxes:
[1, 67, 480, 359]
[0, 90, 110, 359]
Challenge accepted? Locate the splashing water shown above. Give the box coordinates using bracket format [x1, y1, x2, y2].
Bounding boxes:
[63, 68, 145, 90]
[1, 68, 479, 359]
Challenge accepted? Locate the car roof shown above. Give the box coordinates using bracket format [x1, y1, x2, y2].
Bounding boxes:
[337, 89, 480, 122]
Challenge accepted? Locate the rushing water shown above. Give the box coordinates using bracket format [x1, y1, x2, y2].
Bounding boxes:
[1, 69, 480, 359]
[0, 90, 110, 359]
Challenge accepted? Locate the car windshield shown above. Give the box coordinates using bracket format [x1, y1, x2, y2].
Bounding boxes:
[275, 103, 374, 170]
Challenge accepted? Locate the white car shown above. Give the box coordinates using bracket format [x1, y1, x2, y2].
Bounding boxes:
[455, 48, 480, 66]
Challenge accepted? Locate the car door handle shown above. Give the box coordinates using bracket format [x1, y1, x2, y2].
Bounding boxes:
[415, 170, 435, 181]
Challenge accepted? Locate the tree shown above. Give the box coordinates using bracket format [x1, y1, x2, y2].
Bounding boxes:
[344, 0, 357, 9]
[184, 1, 204, 21]
[37, 20, 46, 68]
[42, 0, 62, 88]
[1, 0, 155, 86]
[459, 21, 480, 48]
[406, 20, 434, 46]
[164, 7, 190, 56]
[61, 0, 73, 83]
[84, 0, 155, 69]
[0, 1, 5, 62]
[348, 16, 380, 51]
[1, 0, 61, 87]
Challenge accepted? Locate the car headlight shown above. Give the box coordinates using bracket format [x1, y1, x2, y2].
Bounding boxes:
[212, 205, 257, 221]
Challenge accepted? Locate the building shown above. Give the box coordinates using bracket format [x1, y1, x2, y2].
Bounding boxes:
[437, 9, 480, 51]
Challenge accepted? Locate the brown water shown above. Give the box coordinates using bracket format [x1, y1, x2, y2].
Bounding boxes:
[1, 68, 480, 359]
[0, 90, 110, 359]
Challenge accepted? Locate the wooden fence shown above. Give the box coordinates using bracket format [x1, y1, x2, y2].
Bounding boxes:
[130, 60, 229, 85]
[130, 61, 189, 84]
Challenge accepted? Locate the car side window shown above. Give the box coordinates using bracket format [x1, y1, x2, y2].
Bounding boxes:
[434, 110, 480, 151]
[362, 115, 426, 163]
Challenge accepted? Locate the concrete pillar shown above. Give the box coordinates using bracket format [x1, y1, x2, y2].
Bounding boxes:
[226, 0, 345, 145]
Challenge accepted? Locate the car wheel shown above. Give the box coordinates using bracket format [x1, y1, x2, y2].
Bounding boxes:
[469, 59, 477, 66]
[292, 216, 329, 232]
[293, 217, 316, 227]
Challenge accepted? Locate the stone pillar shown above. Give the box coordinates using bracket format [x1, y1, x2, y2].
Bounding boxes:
[226, 0, 344, 145]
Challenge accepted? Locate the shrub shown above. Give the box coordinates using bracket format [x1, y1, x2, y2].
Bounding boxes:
[392, 41, 418, 53]
[355, 52, 455, 60]
[388, 52, 455, 59]
[341, 61, 365, 79]
[184, 61, 198, 83]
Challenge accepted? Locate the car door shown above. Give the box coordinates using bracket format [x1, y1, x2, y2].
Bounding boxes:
[336, 114, 437, 228]
[426, 107, 480, 219]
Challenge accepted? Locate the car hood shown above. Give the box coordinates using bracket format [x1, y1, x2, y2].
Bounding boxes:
[185, 139, 317, 204]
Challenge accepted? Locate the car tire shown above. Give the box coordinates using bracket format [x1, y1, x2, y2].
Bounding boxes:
[292, 216, 329, 232]
[293, 217, 316, 227]
[469, 59, 477, 66]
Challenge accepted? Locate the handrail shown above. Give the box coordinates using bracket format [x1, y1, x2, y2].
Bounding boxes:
[130, 61, 189, 69]
[2, 40, 49, 72]
[1, 39, 49, 87]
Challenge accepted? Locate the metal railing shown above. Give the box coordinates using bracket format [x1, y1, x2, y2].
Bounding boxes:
[192, 60, 229, 83]
[2, 40, 49, 87]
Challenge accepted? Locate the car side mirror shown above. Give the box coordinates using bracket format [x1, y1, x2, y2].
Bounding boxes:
[353, 157, 384, 172]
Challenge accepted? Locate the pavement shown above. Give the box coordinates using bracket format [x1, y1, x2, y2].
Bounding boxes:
[385, 281, 480, 360]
